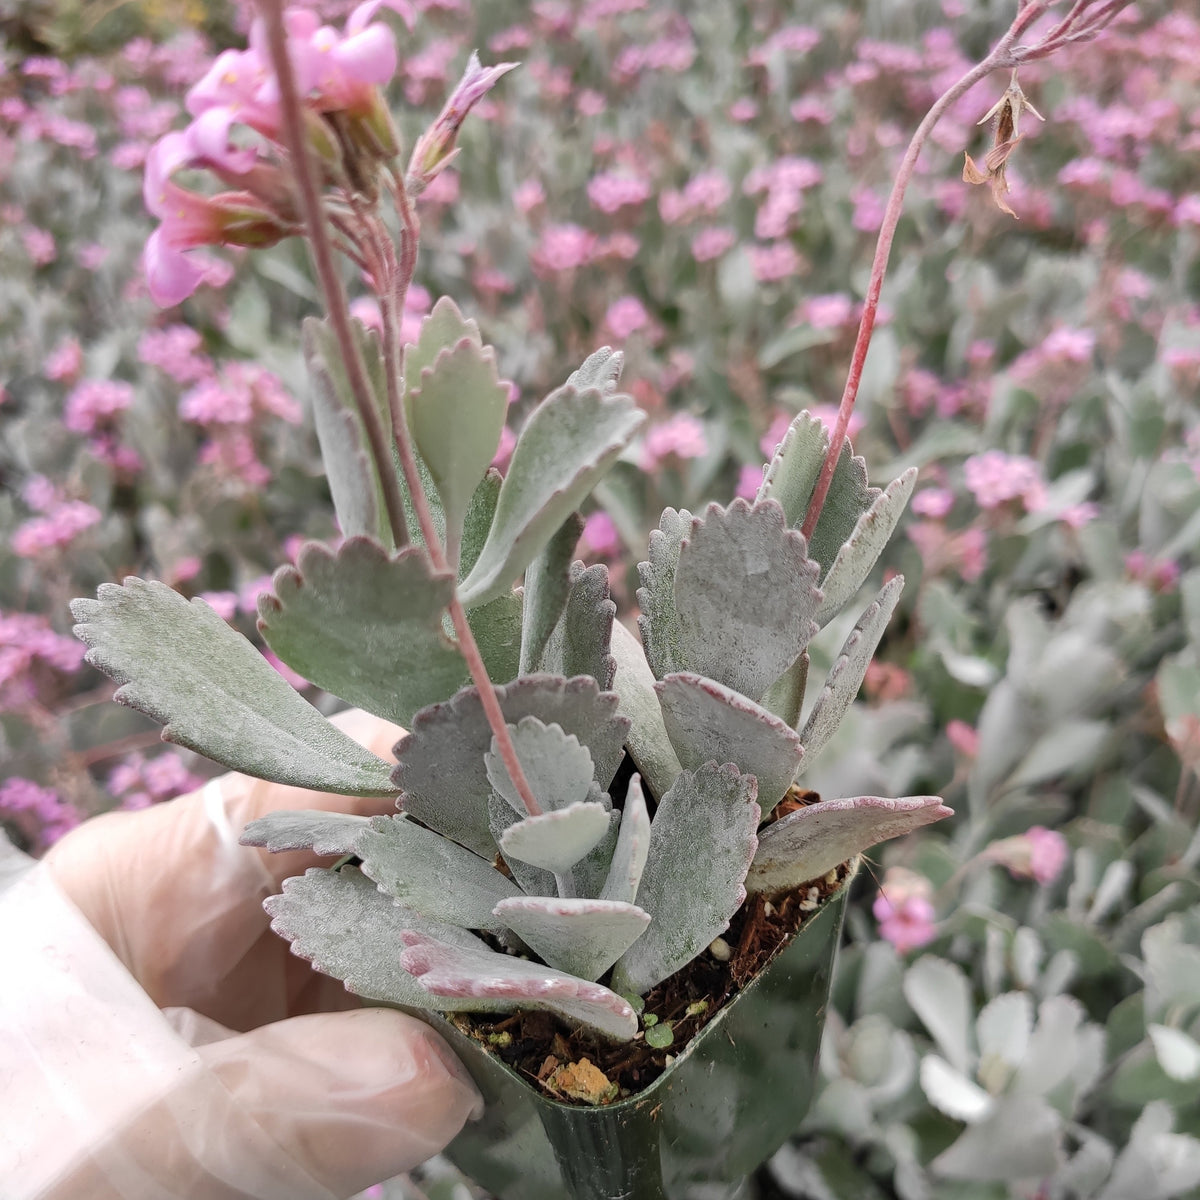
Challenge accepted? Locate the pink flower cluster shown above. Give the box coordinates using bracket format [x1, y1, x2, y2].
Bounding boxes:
[64, 379, 134, 435]
[12, 501, 103, 559]
[984, 826, 1069, 886]
[641, 412, 707, 468]
[0, 611, 85, 709]
[963, 450, 1047, 512]
[138, 324, 213, 384]
[0, 778, 80, 849]
[108, 751, 205, 811]
[588, 171, 652, 214]
[873, 867, 938, 954]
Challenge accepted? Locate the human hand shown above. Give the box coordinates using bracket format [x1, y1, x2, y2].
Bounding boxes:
[2, 710, 482, 1200]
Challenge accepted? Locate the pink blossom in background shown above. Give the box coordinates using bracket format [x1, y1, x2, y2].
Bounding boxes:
[790, 96, 834, 124]
[873, 867, 938, 954]
[534, 224, 596, 272]
[642, 413, 707, 468]
[798, 293, 855, 329]
[180, 363, 300, 426]
[587, 171, 652, 214]
[963, 450, 1046, 512]
[946, 719, 979, 758]
[908, 521, 988, 582]
[43, 339, 83, 382]
[1176, 195, 1200, 225]
[514, 179, 545, 213]
[12, 501, 102, 557]
[263, 649, 309, 690]
[850, 185, 886, 232]
[199, 591, 239, 622]
[910, 487, 953, 519]
[750, 241, 801, 283]
[807, 404, 866, 443]
[23, 227, 56, 265]
[1058, 502, 1099, 529]
[729, 98, 758, 122]
[64, 380, 135, 434]
[79, 243, 109, 271]
[736, 463, 763, 499]
[683, 170, 730, 214]
[691, 226, 736, 262]
[576, 89, 606, 117]
[760, 412, 792, 460]
[985, 826, 1069, 886]
[0, 611, 85, 710]
[581, 511, 620, 558]
[21, 476, 60, 513]
[1125, 551, 1181, 593]
[109, 751, 205, 811]
[605, 295, 651, 340]
[593, 233, 640, 261]
[0, 778, 80, 848]
[1040, 327, 1096, 363]
[492, 424, 516, 470]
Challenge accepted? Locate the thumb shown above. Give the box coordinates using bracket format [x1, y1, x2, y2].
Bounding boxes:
[200, 1008, 482, 1198]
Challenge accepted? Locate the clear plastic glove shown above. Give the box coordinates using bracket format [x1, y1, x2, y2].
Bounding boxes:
[0, 710, 482, 1200]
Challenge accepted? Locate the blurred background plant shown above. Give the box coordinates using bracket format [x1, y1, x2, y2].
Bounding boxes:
[2, 0, 1199, 1195]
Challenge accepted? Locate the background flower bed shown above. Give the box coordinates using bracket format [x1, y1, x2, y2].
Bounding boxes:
[2, 0, 1200, 1196]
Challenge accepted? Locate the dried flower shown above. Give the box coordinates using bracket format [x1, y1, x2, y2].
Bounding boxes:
[963, 69, 1044, 218]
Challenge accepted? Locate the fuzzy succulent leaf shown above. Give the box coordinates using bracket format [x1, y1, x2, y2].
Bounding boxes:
[919, 1055, 996, 1122]
[357, 815, 521, 932]
[70, 580, 396, 796]
[760, 651, 809, 730]
[458, 384, 645, 608]
[485, 716, 598, 815]
[395, 676, 628, 857]
[566, 807, 621, 900]
[406, 337, 510, 546]
[498, 800, 613, 873]
[402, 296, 482, 391]
[399, 931, 639, 1041]
[519, 514, 583, 676]
[263, 866, 485, 1008]
[612, 763, 760, 996]
[493, 896, 651, 982]
[539, 562, 617, 689]
[566, 346, 624, 394]
[303, 317, 391, 547]
[487, 793, 557, 896]
[931, 1095, 1061, 1182]
[814, 467, 918, 624]
[637, 506, 691, 682]
[460, 468, 502, 580]
[671, 500, 822, 703]
[609, 620, 682, 801]
[599, 775, 650, 905]
[746, 795, 952, 894]
[758, 411, 883, 578]
[240, 810, 371, 856]
[656, 672, 805, 817]
[467, 589, 522, 685]
[798, 574, 905, 766]
[904, 956, 975, 1075]
[257, 540, 465, 727]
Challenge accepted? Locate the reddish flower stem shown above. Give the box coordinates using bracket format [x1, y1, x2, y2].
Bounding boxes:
[800, 0, 1126, 541]
[258, 0, 409, 550]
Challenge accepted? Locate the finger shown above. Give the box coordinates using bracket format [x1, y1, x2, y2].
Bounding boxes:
[199, 1009, 483, 1196]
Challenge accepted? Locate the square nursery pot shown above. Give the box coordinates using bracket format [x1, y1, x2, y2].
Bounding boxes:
[419, 875, 852, 1200]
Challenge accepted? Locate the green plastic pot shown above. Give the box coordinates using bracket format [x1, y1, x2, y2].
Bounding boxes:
[420, 877, 851, 1200]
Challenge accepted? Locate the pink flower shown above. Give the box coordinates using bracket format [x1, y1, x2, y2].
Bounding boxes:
[798, 293, 854, 329]
[12, 501, 102, 557]
[587, 171, 652, 214]
[911, 487, 954, 519]
[44, 339, 83, 382]
[985, 826, 1069, 886]
[642, 413, 707, 467]
[514, 179, 545, 213]
[946, 719, 979, 758]
[963, 450, 1045, 511]
[691, 226, 736, 262]
[605, 296, 651, 340]
[750, 241, 800, 283]
[138, 325, 213, 384]
[736, 463, 763, 499]
[64, 380, 135, 434]
[534, 224, 596, 272]
[581, 512, 620, 557]
[873, 868, 937, 954]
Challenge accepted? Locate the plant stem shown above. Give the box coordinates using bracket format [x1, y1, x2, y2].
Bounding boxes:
[799, 0, 1127, 541]
[257, 0, 409, 550]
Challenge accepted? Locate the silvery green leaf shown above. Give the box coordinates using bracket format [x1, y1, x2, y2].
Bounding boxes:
[485, 716, 598, 815]
[757, 411, 828, 529]
[460, 467, 502, 580]
[799, 575, 904, 766]
[610, 616, 682, 801]
[487, 792, 556, 896]
[566, 346, 624, 395]
[399, 932, 639, 1041]
[566, 807, 621, 900]
[1089, 858, 1135, 924]
[636, 507, 692, 682]
[918, 1055, 995, 1123]
[761, 651, 809, 730]
[1008, 718, 1111, 789]
[403, 296, 482, 391]
[903, 956, 974, 1075]
[807, 439, 882, 580]
[931, 1095, 1061, 1182]
[815, 468, 918, 624]
[1012, 994, 1088, 1099]
[1148, 1025, 1200, 1082]
[1142, 915, 1200, 1018]
[406, 338, 510, 548]
[357, 815, 520, 932]
[458, 385, 645, 607]
[671, 500, 821, 703]
[1096, 1101, 1200, 1200]
[599, 775, 650, 905]
[976, 992, 1033, 1082]
[467, 588, 522, 685]
[519, 514, 583, 675]
[304, 317, 390, 546]
[240, 810, 372, 856]
[747, 795, 951, 894]
[263, 866, 484, 1008]
[257, 540, 465, 727]
[395, 675, 629, 857]
[70, 580, 396, 797]
[612, 763, 760, 996]
[655, 672, 804, 816]
[493, 895, 650, 981]
[539, 562, 617, 689]
[498, 801, 612, 873]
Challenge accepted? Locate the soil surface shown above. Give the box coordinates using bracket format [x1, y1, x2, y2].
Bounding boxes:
[449, 785, 850, 1105]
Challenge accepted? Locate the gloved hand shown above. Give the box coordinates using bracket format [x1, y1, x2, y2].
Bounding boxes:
[0, 709, 482, 1200]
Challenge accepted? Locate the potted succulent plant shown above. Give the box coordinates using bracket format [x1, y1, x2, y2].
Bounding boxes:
[68, 0, 1130, 1195]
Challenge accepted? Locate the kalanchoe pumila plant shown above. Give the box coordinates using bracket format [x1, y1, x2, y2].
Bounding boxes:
[66, 0, 1137, 1196]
